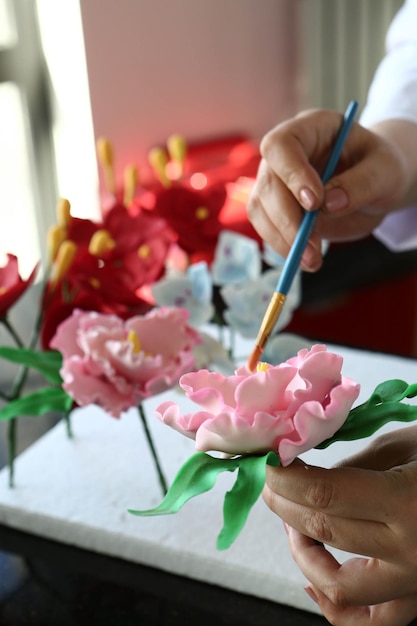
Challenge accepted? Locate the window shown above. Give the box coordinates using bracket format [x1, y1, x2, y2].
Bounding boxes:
[0, 0, 98, 278]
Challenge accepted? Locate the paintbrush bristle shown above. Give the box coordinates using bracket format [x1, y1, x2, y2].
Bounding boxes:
[247, 345, 263, 372]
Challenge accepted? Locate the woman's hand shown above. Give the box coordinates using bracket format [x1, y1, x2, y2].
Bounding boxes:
[262, 425, 417, 625]
[247, 109, 417, 271]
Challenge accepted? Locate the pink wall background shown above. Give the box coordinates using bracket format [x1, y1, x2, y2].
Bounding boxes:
[79, 0, 300, 184]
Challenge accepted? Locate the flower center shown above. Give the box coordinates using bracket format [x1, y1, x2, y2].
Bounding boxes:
[89, 277, 101, 289]
[195, 206, 209, 220]
[256, 362, 269, 373]
[89, 230, 116, 256]
[47, 224, 68, 262]
[138, 244, 151, 259]
[127, 329, 141, 353]
[57, 198, 71, 226]
[50, 240, 77, 288]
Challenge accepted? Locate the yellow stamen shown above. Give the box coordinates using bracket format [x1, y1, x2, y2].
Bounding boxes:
[167, 134, 187, 175]
[50, 240, 77, 287]
[97, 137, 113, 166]
[89, 230, 116, 256]
[123, 165, 138, 206]
[47, 224, 68, 263]
[148, 147, 171, 188]
[138, 244, 151, 259]
[195, 206, 209, 220]
[256, 362, 269, 373]
[57, 198, 71, 227]
[97, 137, 116, 195]
[127, 329, 141, 353]
[89, 277, 101, 289]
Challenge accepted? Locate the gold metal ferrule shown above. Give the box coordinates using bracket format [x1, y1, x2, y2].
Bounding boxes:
[255, 292, 287, 350]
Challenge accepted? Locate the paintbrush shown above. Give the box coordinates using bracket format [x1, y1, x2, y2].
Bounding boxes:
[247, 100, 358, 371]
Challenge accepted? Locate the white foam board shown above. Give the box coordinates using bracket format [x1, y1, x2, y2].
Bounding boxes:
[0, 340, 416, 615]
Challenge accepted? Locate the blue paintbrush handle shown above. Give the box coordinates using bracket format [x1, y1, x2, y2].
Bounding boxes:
[276, 100, 358, 296]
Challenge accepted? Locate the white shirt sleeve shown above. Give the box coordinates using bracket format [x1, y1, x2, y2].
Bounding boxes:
[360, 0, 417, 127]
[359, 0, 417, 251]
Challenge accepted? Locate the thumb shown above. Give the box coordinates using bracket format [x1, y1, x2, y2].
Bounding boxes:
[334, 425, 417, 471]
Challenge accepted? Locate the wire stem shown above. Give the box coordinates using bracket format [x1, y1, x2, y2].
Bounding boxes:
[138, 403, 168, 496]
[1, 316, 25, 347]
[64, 410, 73, 439]
[5, 279, 48, 487]
[7, 418, 16, 488]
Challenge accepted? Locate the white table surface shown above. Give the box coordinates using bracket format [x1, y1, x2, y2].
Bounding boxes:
[0, 338, 416, 616]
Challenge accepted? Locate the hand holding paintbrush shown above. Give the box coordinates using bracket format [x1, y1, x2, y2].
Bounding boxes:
[247, 100, 359, 371]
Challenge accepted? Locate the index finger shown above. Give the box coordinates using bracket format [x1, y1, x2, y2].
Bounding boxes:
[260, 109, 347, 210]
[265, 462, 404, 523]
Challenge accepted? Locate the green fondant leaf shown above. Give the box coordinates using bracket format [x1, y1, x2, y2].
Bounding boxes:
[0, 346, 63, 384]
[130, 378, 417, 550]
[130, 450, 280, 550]
[217, 451, 280, 551]
[0, 387, 72, 421]
[317, 379, 417, 449]
[129, 452, 241, 517]
[365, 379, 415, 405]
[404, 382, 417, 399]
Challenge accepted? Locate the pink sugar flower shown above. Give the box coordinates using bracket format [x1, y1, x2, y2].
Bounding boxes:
[50, 307, 201, 418]
[155, 344, 360, 466]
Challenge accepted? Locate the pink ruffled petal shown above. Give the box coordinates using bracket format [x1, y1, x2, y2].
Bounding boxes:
[61, 357, 135, 418]
[50, 309, 86, 358]
[52, 307, 200, 418]
[195, 410, 293, 455]
[286, 344, 327, 367]
[288, 350, 343, 402]
[278, 377, 360, 466]
[155, 401, 212, 439]
[78, 311, 124, 333]
[127, 307, 201, 361]
[154, 345, 360, 460]
[105, 341, 159, 383]
[80, 327, 125, 357]
[180, 370, 245, 412]
[144, 352, 197, 398]
[234, 364, 297, 420]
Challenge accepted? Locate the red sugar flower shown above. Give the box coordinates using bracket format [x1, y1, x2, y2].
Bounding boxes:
[0, 254, 38, 318]
[40, 205, 174, 348]
[152, 184, 227, 258]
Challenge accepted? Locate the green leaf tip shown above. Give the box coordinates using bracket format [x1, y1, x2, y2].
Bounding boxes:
[129, 450, 280, 551]
[129, 451, 241, 517]
[0, 346, 63, 384]
[0, 387, 73, 421]
[216, 450, 279, 550]
[317, 379, 417, 449]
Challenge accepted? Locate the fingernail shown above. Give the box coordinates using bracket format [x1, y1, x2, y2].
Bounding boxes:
[299, 187, 316, 211]
[283, 521, 289, 535]
[324, 187, 348, 212]
[304, 585, 319, 605]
